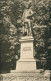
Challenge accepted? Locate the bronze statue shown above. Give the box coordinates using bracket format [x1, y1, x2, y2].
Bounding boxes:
[22, 2, 34, 36]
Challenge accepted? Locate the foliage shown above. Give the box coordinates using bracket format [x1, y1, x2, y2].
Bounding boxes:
[0, 0, 22, 63]
[32, 0, 49, 25]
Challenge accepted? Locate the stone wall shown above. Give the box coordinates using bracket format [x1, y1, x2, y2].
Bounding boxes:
[0, 70, 50, 81]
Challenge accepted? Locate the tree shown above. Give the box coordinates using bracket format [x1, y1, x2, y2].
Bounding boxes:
[31, 0, 51, 69]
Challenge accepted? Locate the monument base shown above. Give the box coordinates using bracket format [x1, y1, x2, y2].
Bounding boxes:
[16, 36, 36, 72]
[16, 59, 36, 72]
[11, 36, 36, 72]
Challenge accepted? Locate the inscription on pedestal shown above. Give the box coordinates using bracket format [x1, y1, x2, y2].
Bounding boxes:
[21, 42, 33, 58]
[23, 47, 31, 51]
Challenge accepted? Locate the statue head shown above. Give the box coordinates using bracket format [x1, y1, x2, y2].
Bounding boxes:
[25, 1, 31, 9]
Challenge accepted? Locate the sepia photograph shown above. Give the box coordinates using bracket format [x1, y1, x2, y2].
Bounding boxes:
[0, 0, 51, 81]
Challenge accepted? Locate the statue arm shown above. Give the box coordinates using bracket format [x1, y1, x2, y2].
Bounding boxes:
[21, 11, 25, 23]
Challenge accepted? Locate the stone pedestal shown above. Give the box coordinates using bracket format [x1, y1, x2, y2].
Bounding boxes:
[16, 36, 36, 72]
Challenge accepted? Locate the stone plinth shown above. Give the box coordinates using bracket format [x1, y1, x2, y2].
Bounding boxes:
[16, 36, 36, 72]
[3, 70, 50, 81]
